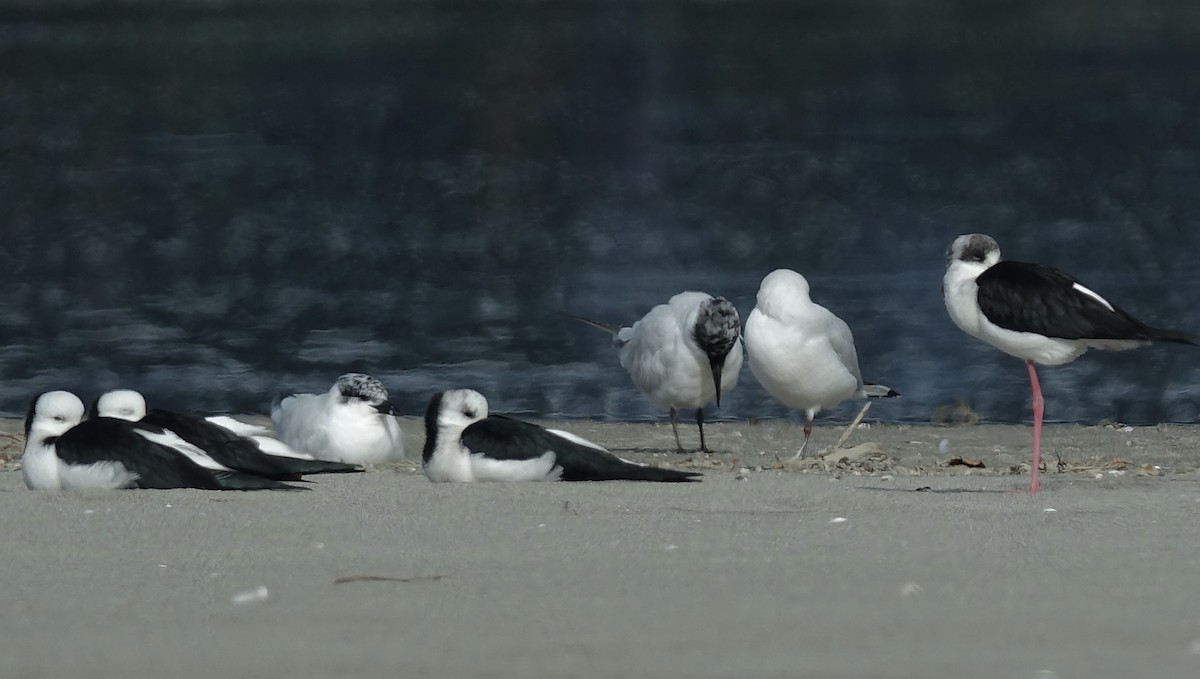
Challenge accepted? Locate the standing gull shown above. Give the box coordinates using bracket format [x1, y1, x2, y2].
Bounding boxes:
[943, 233, 1197, 492]
[272, 373, 406, 465]
[571, 291, 743, 452]
[93, 389, 362, 479]
[422, 389, 701, 482]
[22, 391, 299, 491]
[744, 269, 898, 458]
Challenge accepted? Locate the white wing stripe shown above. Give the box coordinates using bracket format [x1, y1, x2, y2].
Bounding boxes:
[133, 429, 231, 471]
[1071, 282, 1115, 313]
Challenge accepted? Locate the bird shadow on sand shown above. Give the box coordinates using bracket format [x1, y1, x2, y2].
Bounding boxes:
[858, 485, 1011, 494]
[609, 447, 700, 455]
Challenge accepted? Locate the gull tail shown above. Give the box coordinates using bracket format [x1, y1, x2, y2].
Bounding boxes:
[863, 382, 900, 398]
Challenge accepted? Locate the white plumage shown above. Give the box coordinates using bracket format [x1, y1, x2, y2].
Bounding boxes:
[271, 373, 405, 465]
[744, 269, 894, 458]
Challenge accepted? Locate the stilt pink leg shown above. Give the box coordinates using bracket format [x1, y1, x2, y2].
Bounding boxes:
[1026, 360, 1044, 493]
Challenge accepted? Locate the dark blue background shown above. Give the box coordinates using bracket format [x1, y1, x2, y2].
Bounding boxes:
[3, 0, 1199, 424]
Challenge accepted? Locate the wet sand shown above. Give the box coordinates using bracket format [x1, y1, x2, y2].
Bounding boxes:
[2, 417, 1199, 678]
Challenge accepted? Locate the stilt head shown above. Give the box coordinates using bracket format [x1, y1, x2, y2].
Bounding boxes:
[423, 389, 489, 463]
[945, 233, 1001, 269]
[25, 390, 85, 442]
[93, 389, 147, 421]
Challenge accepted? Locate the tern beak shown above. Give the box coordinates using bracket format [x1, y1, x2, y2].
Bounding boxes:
[374, 400, 400, 416]
[709, 358, 725, 408]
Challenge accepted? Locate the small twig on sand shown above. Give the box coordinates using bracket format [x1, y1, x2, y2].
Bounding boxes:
[333, 575, 447, 585]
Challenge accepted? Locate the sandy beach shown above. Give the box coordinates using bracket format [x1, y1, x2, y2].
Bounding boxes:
[2, 417, 1199, 678]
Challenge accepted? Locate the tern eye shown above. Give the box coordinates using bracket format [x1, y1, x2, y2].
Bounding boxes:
[462, 409, 477, 419]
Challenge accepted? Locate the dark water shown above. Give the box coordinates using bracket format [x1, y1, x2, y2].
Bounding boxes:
[3, 0, 1200, 425]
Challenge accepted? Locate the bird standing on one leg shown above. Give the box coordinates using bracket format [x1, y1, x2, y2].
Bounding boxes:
[943, 233, 1198, 493]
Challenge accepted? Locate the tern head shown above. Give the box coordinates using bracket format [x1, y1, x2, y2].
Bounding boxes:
[946, 234, 1001, 271]
[93, 389, 147, 422]
[24, 390, 85, 442]
[692, 296, 741, 407]
[422, 389, 489, 462]
[332, 373, 400, 416]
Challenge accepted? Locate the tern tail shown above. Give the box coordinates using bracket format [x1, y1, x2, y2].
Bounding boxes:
[562, 313, 622, 336]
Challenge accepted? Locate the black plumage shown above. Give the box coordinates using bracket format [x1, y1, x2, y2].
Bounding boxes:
[977, 261, 1198, 344]
[51, 418, 302, 491]
[460, 415, 701, 482]
[138, 409, 361, 480]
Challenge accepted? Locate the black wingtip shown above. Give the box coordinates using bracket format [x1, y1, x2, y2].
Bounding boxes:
[1146, 327, 1200, 346]
[863, 383, 900, 398]
[626, 466, 703, 483]
[213, 471, 309, 491]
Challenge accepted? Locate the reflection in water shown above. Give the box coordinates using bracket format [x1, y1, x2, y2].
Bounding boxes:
[2, 1, 1199, 424]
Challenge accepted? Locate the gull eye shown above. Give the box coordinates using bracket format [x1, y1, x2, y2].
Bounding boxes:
[463, 409, 477, 419]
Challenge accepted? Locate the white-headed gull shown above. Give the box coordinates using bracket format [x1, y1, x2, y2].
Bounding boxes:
[271, 373, 406, 465]
[572, 291, 743, 452]
[943, 233, 1197, 492]
[93, 389, 362, 480]
[744, 268, 898, 458]
[22, 391, 300, 491]
[422, 389, 701, 482]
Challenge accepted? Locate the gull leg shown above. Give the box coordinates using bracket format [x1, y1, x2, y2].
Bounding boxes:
[1026, 360, 1044, 493]
[790, 415, 814, 460]
[696, 408, 710, 453]
[830, 402, 872, 452]
[669, 407, 685, 453]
